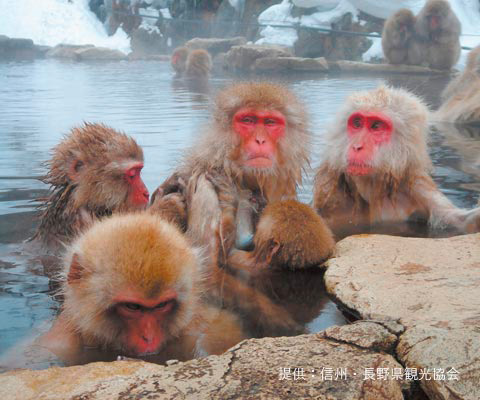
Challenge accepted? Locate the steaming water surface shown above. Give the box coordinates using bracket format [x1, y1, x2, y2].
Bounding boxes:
[0, 60, 479, 359]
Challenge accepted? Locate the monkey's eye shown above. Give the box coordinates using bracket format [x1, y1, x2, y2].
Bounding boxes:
[371, 120, 386, 131]
[154, 300, 173, 309]
[241, 116, 256, 124]
[124, 303, 141, 311]
[351, 117, 362, 128]
[126, 168, 137, 179]
[264, 118, 277, 126]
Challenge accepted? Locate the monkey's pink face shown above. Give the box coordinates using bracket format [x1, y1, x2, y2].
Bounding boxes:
[113, 289, 178, 356]
[125, 162, 149, 208]
[346, 111, 393, 176]
[233, 108, 286, 169]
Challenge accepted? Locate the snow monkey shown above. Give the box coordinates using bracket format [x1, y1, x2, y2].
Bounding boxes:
[409, 0, 461, 70]
[34, 123, 149, 250]
[436, 45, 480, 124]
[150, 81, 311, 253]
[171, 47, 212, 78]
[170, 46, 189, 76]
[313, 85, 480, 238]
[381, 9, 416, 65]
[7, 214, 246, 369]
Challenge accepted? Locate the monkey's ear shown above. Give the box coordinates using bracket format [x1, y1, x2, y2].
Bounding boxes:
[67, 253, 84, 284]
[266, 240, 281, 264]
[67, 158, 85, 183]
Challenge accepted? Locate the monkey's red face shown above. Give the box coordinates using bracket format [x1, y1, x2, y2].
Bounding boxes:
[125, 163, 149, 208]
[346, 111, 393, 176]
[233, 108, 286, 169]
[114, 290, 177, 356]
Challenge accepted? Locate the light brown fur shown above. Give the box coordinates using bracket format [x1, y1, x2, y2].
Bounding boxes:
[185, 49, 212, 78]
[34, 123, 146, 250]
[409, 0, 461, 69]
[313, 85, 480, 238]
[436, 46, 480, 124]
[18, 214, 245, 368]
[382, 9, 416, 65]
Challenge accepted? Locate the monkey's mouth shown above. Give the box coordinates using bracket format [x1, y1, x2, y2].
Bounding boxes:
[347, 162, 374, 176]
[244, 156, 273, 168]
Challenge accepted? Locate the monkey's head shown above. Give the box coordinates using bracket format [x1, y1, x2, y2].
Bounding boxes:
[394, 9, 415, 37]
[212, 82, 310, 182]
[171, 47, 189, 74]
[46, 123, 149, 213]
[325, 85, 431, 180]
[62, 214, 200, 357]
[424, 0, 451, 31]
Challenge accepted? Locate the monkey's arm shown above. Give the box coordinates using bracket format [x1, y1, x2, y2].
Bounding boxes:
[415, 176, 480, 233]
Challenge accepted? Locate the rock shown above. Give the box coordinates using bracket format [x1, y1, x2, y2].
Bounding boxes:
[329, 60, 451, 75]
[225, 44, 292, 71]
[130, 26, 165, 58]
[74, 47, 127, 61]
[397, 324, 480, 400]
[45, 44, 95, 60]
[254, 56, 328, 72]
[34, 45, 51, 58]
[325, 233, 480, 400]
[185, 37, 247, 56]
[0, 324, 406, 400]
[0, 36, 36, 61]
[323, 321, 397, 353]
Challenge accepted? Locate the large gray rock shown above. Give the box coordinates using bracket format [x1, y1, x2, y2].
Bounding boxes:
[325, 234, 480, 400]
[225, 44, 292, 71]
[0, 36, 36, 60]
[254, 56, 329, 72]
[0, 323, 407, 400]
[74, 47, 127, 61]
[185, 37, 247, 56]
[329, 60, 451, 75]
[130, 26, 165, 58]
[45, 44, 95, 60]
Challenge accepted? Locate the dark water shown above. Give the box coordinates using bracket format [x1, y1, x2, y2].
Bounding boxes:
[0, 60, 479, 359]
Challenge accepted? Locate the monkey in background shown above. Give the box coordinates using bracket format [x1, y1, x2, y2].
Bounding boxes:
[171, 47, 212, 79]
[33, 123, 149, 251]
[436, 46, 480, 124]
[382, 9, 416, 65]
[409, 0, 461, 69]
[313, 85, 480, 238]
[2, 214, 246, 370]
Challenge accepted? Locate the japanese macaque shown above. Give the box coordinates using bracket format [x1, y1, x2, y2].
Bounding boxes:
[409, 0, 461, 70]
[381, 9, 416, 65]
[170, 46, 189, 76]
[5, 214, 245, 369]
[33, 123, 149, 250]
[151, 82, 310, 253]
[436, 46, 480, 124]
[185, 49, 212, 79]
[313, 85, 480, 238]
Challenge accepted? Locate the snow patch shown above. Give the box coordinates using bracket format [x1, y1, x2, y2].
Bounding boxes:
[0, 0, 131, 53]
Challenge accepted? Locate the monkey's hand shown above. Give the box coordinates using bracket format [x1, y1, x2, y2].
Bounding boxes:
[149, 192, 187, 232]
[151, 173, 187, 202]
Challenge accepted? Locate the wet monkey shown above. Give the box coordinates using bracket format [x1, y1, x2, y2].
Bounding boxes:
[410, 0, 461, 69]
[381, 9, 416, 65]
[34, 123, 149, 250]
[185, 49, 212, 78]
[4, 214, 246, 369]
[151, 82, 310, 253]
[313, 85, 480, 238]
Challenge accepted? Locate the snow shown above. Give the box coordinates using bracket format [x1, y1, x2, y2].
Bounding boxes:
[0, 0, 131, 53]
